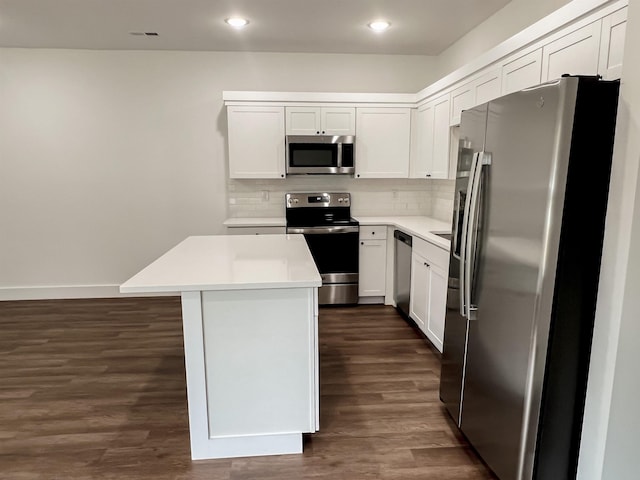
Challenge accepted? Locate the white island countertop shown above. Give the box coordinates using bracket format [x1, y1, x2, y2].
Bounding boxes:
[120, 235, 322, 294]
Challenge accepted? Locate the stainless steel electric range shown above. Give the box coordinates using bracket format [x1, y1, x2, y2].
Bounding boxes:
[285, 192, 359, 305]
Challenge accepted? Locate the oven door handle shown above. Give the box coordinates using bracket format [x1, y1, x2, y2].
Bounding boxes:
[287, 226, 359, 234]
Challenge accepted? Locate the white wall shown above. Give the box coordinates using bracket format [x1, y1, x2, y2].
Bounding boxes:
[0, 49, 435, 299]
[435, 0, 572, 78]
[578, 0, 640, 477]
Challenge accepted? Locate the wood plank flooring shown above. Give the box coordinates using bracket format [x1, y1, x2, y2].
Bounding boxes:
[0, 298, 495, 479]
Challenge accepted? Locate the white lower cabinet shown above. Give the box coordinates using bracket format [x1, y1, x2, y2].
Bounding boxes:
[359, 226, 387, 298]
[409, 237, 448, 352]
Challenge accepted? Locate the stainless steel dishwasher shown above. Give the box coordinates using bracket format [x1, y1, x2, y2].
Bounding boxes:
[394, 230, 412, 318]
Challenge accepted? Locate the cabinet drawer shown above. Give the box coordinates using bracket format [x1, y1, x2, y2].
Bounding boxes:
[360, 225, 387, 240]
[413, 236, 449, 269]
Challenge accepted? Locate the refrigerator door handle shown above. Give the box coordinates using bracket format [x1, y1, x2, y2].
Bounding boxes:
[465, 151, 491, 321]
[452, 191, 462, 260]
[460, 152, 480, 319]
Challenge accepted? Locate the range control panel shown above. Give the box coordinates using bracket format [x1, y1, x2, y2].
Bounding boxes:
[286, 192, 351, 208]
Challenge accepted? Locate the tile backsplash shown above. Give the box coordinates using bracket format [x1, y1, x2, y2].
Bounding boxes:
[228, 177, 455, 222]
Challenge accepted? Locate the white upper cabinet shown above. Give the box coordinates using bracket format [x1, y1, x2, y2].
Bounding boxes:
[286, 107, 355, 135]
[502, 48, 543, 95]
[450, 67, 501, 126]
[227, 106, 285, 179]
[411, 94, 450, 179]
[599, 7, 627, 80]
[474, 67, 502, 107]
[541, 21, 602, 82]
[355, 108, 411, 179]
[450, 83, 474, 127]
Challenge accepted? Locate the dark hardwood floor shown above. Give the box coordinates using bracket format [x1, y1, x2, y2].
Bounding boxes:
[0, 298, 495, 479]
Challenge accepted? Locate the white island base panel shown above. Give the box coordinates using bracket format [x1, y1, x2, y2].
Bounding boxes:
[181, 287, 319, 460]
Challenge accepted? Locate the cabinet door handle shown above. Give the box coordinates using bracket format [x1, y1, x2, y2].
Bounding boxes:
[424, 262, 430, 267]
[361, 242, 364, 245]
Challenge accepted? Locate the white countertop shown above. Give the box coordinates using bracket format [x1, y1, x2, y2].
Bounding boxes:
[355, 216, 452, 250]
[222, 215, 452, 250]
[224, 217, 287, 227]
[120, 235, 322, 294]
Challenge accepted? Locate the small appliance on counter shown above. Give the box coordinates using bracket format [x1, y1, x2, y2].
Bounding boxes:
[286, 192, 359, 305]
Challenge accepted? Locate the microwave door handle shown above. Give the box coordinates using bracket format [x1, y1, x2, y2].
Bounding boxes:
[459, 151, 480, 319]
[337, 142, 342, 168]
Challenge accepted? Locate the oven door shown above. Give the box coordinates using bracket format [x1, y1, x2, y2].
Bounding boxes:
[287, 225, 359, 304]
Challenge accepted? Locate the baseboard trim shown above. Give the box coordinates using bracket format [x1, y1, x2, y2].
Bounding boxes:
[0, 285, 178, 301]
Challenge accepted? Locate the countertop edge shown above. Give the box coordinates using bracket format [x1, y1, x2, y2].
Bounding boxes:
[119, 279, 322, 294]
[224, 217, 287, 227]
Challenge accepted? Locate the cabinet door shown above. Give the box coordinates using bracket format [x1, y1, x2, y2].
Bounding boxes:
[355, 108, 411, 178]
[426, 263, 447, 352]
[432, 95, 451, 179]
[541, 21, 602, 82]
[410, 95, 449, 179]
[410, 103, 434, 178]
[502, 48, 543, 95]
[474, 68, 502, 106]
[409, 252, 429, 333]
[451, 82, 475, 126]
[286, 107, 321, 135]
[598, 7, 627, 80]
[359, 239, 387, 297]
[321, 107, 356, 135]
[228, 106, 285, 179]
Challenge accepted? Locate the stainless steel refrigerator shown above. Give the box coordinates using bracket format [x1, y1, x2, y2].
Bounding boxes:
[439, 76, 619, 480]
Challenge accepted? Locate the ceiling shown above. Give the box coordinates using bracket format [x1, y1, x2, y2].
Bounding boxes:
[0, 0, 513, 55]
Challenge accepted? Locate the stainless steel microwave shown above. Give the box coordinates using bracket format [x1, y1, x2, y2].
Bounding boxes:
[286, 135, 355, 175]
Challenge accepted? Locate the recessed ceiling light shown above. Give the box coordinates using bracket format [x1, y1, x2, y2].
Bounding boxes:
[225, 17, 249, 29]
[368, 20, 391, 32]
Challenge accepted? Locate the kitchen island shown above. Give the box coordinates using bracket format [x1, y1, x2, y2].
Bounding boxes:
[120, 235, 322, 460]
